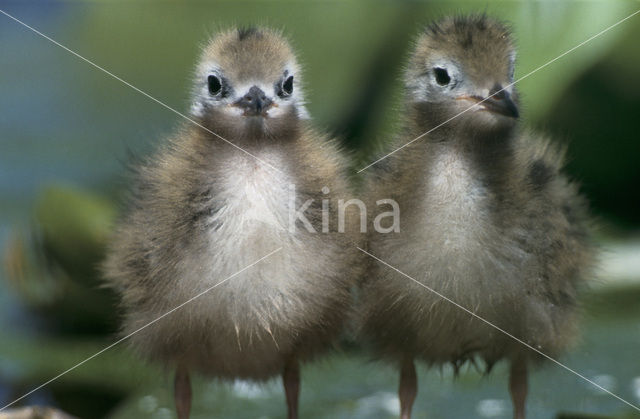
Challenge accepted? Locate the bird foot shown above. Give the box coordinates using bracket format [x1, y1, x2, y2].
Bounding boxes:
[509, 358, 528, 419]
[399, 357, 417, 419]
[283, 359, 300, 419]
[174, 366, 192, 419]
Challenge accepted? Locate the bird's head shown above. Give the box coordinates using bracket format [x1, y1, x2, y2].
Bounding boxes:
[406, 15, 519, 135]
[191, 27, 307, 140]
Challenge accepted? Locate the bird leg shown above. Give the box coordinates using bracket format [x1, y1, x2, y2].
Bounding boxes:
[399, 357, 417, 419]
[509, 357, 528, 419]
[282, 358, 300, 419]
[174, 366, 192, 419]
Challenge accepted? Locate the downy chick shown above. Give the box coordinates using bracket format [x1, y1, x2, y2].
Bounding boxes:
[103, 27, 361, 419]
[359, 15, 593, 419]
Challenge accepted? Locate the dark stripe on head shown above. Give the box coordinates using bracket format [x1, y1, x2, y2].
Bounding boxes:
[424, 14, 509, 43]
[237, 26, 261, 41]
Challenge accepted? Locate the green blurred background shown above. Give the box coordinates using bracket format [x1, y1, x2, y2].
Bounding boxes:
[1, 1, 639, 418]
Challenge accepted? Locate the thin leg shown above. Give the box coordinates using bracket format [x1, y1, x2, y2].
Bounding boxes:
[509, 358, 528, 419]
[283, 359, 300, 419]
[174, 366, 192, 419]
[399, 357, 417, 419]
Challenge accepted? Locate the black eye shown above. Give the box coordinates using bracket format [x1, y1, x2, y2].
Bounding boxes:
[280, 75, 294, 97]
[208, 75, 222, 95]
[433, 67, 451, 86]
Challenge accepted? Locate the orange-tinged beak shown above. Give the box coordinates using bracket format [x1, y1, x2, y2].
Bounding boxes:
[456, 90, 519, 119]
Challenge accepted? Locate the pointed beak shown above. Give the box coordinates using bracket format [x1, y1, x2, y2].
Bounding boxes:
[233, 85, 274, 116]
[457, 85, 519, 119]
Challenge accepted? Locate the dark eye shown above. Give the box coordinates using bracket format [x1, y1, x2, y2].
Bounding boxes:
[433, 67, 450, 86]
[280, 75, 294, 97]
[208, 75, 222, 95]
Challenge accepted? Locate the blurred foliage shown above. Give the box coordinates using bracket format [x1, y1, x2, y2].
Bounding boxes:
[3, 185, 118, 335]
[1, 1, 640, 418]
[546, 21, 640, 228]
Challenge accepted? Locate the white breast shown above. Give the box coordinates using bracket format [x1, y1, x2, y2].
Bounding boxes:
[205, 151, 293, 273]
[212, 156, 289, 237]
[421, 148, 487, 251]
[168, 149, 294, 296]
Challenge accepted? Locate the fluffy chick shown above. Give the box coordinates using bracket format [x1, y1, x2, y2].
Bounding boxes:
[103, 27, 361, 419]
[359, 15, 593, 419]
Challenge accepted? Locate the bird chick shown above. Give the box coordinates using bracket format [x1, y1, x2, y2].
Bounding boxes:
[103, 27, 361, 419]
[359, 15, 593, 419]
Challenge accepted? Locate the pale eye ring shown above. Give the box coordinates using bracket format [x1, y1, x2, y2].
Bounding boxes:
[279, 75, 294, 97]
[433, 67, 451, 86]
[208, 75, 222, 95]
